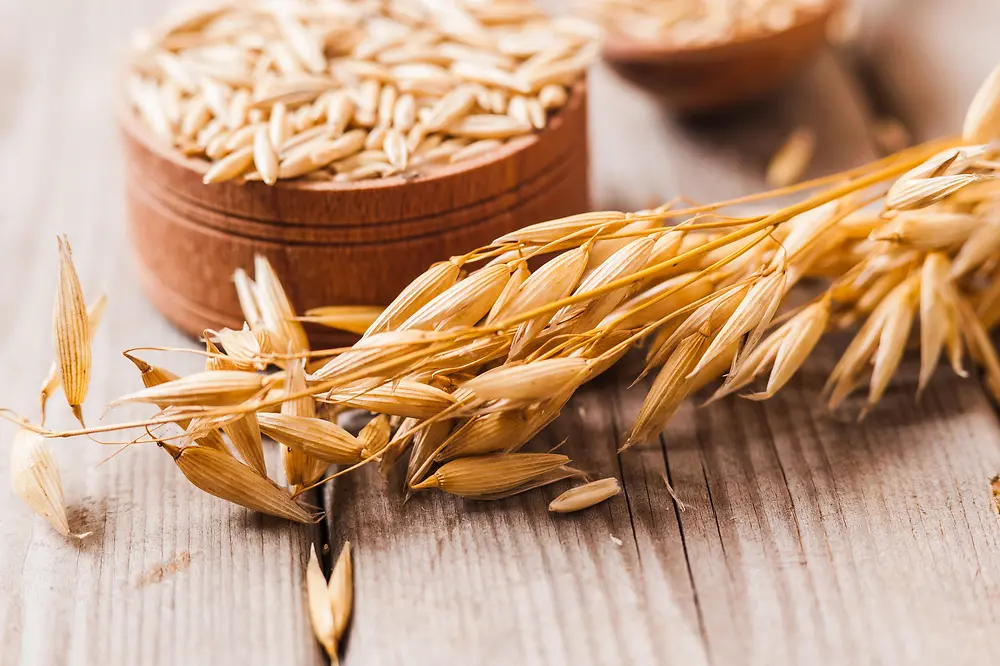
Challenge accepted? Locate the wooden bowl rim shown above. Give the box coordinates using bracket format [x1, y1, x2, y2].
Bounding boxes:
[119, 80, 587, 195]
[601, 2, 837, 63]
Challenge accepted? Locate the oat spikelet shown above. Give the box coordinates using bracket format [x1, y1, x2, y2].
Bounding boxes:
[885, 175, 980, 211]
[215, 325, 270, 371]
[461, 358, 589, 402]
[10, 429, 83, 538]
[549, 236, 655, 335]
[204, 336, 239, 372]
[111, 370, 274, 407]
[866, 275, 919, 412]
[160, 443, 314, 522]
[253, 255, 310, 355]
[323, 379, 456, 418]
[40, 294, 106, 424]
[309, 330, 431, 382]
[744, 295, 831, 401]
[411, 453, 570, 499]
[766, 127, 815, 188]
[504, 244, 590, 356]
[222, 413, 267, 476]
[234, 268, 264, 330]
[378, 416, 419, 474]
[283, 355, 322, 487]
[258, 413, 365, 465]
[53, 235, 91, 425]
[495, 211, 628, 245]
[364, 260, 461, 336]
[122, 353, 229, 451]
[301, 306, 384, 335]
[486, 261, 530, 325]
[329, 542, 353, 643]
[549, 477, 621, 513]
[306, 546, 337, 660]
[358, 414, 391, 458]
[625, 325, 711, 449]
[406, 418, 454, 490]
[398, 263, 511, 331]
[919, 253, 953, 394]
[283, 358, 317, 418]
[435, 410, 530, 461]
[964, 62, 1000, 143]
[690, 266, 786, 377]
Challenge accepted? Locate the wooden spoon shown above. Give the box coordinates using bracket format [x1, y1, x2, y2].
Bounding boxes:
[601, 4, 839, 112]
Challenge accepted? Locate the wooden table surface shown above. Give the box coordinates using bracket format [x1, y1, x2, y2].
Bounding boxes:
[4, 1, 1000, 665]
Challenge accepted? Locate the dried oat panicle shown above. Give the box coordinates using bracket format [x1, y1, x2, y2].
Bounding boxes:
[411, 452, 571, 499]
[160, 442, 314, 523]
[53, 235, 91, 425]
[19, 62, 1000, 528]
[10, 428, 84, 538]
[549, 477, 621, 513]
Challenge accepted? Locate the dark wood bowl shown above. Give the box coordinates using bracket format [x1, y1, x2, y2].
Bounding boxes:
[602, 6, 837, 112]
[120, 83, 590, 345]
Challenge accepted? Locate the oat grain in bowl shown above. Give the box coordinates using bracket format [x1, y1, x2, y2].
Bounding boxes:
[126, 0, 600, 184]
[580, 0, 833, 47]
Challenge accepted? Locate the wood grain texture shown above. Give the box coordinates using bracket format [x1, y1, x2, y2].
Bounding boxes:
[6, 1, 1000, 665]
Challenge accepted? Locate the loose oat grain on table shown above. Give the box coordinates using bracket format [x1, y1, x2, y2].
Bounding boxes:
[126, 0, 598, 184]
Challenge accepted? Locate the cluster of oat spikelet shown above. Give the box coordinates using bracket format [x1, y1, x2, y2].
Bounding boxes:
[127, 0, 597, 184]
[11, 49, 1000, 666]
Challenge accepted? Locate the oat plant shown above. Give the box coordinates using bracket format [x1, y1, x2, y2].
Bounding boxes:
[10, 63, 1000, 537]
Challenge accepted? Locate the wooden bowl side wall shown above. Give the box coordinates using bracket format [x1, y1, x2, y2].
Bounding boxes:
[602, 14, 830, 111]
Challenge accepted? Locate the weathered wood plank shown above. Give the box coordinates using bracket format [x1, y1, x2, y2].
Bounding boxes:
[0, 3, 322, 665]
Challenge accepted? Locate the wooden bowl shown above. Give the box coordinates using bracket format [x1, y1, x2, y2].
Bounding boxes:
[602, 5, 836, 112]
[121, 84, 590, 344]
